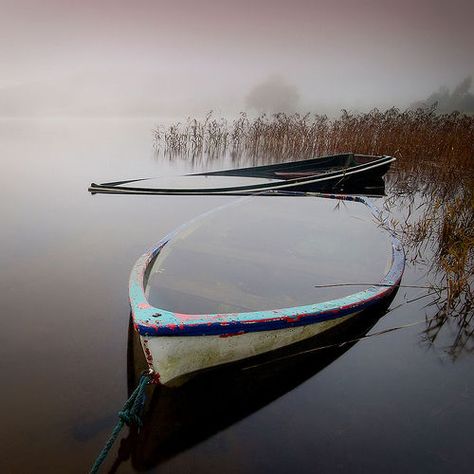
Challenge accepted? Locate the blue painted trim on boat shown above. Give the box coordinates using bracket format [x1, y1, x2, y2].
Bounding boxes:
[129, 193, 405, 337]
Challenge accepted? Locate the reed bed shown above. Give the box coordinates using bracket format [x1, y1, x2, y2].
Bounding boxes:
[155, 109, 474, 169]
[154, 109, 474, 356]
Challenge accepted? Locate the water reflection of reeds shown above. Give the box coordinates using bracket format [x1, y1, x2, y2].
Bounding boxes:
[154, 108, 474, 357]
[384, 170, 473, 359]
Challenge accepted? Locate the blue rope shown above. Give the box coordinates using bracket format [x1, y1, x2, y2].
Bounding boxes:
[90, 373, 151, 474]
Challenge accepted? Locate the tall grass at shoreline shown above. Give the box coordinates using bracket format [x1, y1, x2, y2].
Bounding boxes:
[154, 108, 473, 172]
[154, 109, 474, 356]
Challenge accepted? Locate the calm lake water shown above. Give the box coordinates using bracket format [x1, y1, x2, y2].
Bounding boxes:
[1, 118, 472, 473]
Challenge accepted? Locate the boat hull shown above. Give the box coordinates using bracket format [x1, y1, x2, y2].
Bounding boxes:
[141, 311, 359, 386]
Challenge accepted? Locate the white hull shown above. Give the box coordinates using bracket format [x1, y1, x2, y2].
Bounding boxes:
[141, 311, 359, 386]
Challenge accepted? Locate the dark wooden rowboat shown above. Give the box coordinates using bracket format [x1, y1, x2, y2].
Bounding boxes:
[88, 153, 395, 196]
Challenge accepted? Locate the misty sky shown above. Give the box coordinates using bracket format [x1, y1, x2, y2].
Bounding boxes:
[0, 0, 473, 116]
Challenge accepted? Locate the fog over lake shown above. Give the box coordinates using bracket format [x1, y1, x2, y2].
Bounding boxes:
[1, 0, 473, 117]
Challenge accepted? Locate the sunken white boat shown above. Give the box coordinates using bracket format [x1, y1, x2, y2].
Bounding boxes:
[129, 193, 404, 386]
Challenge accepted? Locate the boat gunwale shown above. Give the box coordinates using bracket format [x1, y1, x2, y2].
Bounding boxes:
[129, 193, 405, 337]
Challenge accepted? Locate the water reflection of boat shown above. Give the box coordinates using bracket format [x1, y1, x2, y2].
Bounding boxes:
[88, 153, 394, 195]
[130, 194, 405, 386]
[124, 301, 393, 471]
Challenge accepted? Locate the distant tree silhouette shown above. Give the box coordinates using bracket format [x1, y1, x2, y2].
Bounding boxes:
[411, 76, 474, 114]
[246, 75, 299, 113]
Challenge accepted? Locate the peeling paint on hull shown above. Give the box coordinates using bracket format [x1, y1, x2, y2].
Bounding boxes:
[141, 312, 357, 385]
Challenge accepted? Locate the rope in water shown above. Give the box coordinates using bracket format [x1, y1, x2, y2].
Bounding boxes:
[90, 372, 151, 474]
